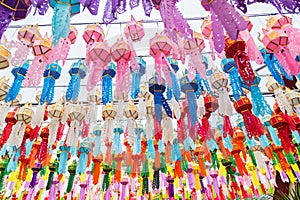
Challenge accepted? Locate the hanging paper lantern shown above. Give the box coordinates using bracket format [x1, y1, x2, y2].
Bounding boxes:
[102, 103, 117, 143]
[201, 18, 218, 59]
[239, 16, 264, 65]
[286, 90, 300, 116]
[48, 101, 64, 147]
[0, 0, 31, 39]
[83, 23, 104, 46]
[40, 61, 62, 105]
[111, 38, 131, 99]
[66, 104, 85, 148]
[5, 60, 30, 103]
[201, 0, 248, 52]
[85, 89, 101, 132]
[221, 58, 245, 101]
[86, 40, 111, 91]
[241, 76, 272, 117]
[0, 76, 9, 101]
[130, 57, 146, 99]
[66, 59, 87, 103]
[50, 0, 80, 46]
[102, 62, 116, 105]
[184, 31, 206, 80]
[225, 37, 256, 87]
[266, 76, 294, 115]
[6, 103, 33, 148]
[150, 32, 175, 87]
[10, 25, 41, 66]
[0, 107, 18, 150]
[76, 138, 92, 174]
[233, 97, 264, 138]
[124, 101, 138, 147]
[23, 34, 53, 87]
[149, 75, 172, 123]
[0, 44, 11, 69]
[48, 25, 78, 65]
[151, 0, 192, 41]
[124, 15, 145, 42]
[262, 28, 299, 76]
[180, 73, 198, 126]
[270, 109, 297, 154]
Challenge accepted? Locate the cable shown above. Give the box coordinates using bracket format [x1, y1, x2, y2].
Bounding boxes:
[6, 12, 296, 29]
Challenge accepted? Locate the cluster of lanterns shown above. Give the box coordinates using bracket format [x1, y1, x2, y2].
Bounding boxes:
[0, 0, 300, 199]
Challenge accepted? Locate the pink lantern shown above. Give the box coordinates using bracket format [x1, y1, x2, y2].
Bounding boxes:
[83, 24, 104, 45]
[201, 18, 222, 60]
[184, 31, 206, 80]
[8, 25, 41, 66]
[47, 25, 78, 65]
[111, 38, 132, 99]
[262, 28, 299, 76]
[267, 15, 300, 58]
[86, 41, 111, 91]
[149, 32, 174, 87]
[124, 15, 145, 42]
[124, 15, 145, 73]
[239, 17, 264, 65]
[23, 34, 53, 87]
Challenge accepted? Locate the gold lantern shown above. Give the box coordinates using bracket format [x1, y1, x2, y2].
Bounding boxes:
[32, 35, 53, 59]
[0, 45, 11, 69]
[16, 103, 33, 124]
[266, 75, 281, 93]
[87, 88, 102, 105]
[69, 104, 85, 121]
[0, 76, 9, 101]
[102, 103, 117, 120]
[124, 101, 138, 120]
[49, 102, 64, 119]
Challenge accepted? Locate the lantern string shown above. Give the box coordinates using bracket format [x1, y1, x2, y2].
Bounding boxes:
[6, 12, 296, 29]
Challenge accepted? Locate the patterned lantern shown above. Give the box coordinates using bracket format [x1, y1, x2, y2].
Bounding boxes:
[9, 25, 41, 66]
[270, 112, 297, 154]
[0, 0, 30, 39]
[50, 0, 80, 46]
[286, 90, 300, 116]
[5, 61, 29, 103]
[262, 28, 299, 76]
[149, 75, 172, 124]
[124, 15, 145, 42]
[86, 41, 111, 91]
[266, 15, 300, 58]
[40, 61, 62, 105]
[102, 103, 117, 142]
[180, 73, 198, 126]
[234, 97, 264, 138]
[66, 104, 85, 147]
[23, 35, 53, 87]
[66, 59, 87, 103]
[0, 76, 9, 101]
[83, 23, 104, 45]
[48, 25, 78, 65]
[201, 0, 247, 53]
[0, 107, 18, 150]
[111, 38, 132, 99]
[239, 16, 264, 65]
[124, 101, 138, 147]
[150, 32, 174, 87]
[48, 101, 64, 146]
[0, 44, 10, 69]
[225, 37, 256, 87]
[184, 31, 206, 80]
[85, 89, 101, 133]
[6, 103, 33, 148]
[266, 76, 293, 115]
